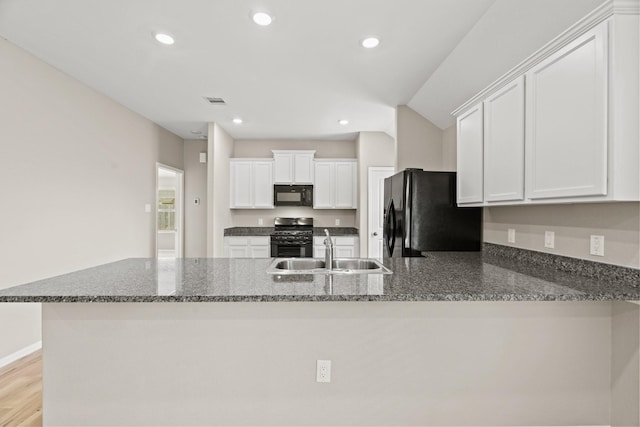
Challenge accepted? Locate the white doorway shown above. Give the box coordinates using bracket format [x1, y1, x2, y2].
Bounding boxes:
[156, 164, 184, 259]
[368, 167, 394, 258]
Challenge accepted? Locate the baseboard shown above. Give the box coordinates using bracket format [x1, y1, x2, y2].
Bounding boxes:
[0, 341, 42, 369]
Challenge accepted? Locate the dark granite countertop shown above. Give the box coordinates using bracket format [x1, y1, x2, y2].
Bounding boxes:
[0, 250, 637, 303]
[224, 227, 358, 236]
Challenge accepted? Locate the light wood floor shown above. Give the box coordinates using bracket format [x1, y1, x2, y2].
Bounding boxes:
[0, 350, 42, 426]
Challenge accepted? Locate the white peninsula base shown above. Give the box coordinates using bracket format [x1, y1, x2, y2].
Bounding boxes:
[42, 301, 639, 426]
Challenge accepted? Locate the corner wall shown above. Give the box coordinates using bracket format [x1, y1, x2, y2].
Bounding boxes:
[0, 38, 184, 360]
[183, 139, 208, 257]
[356, 132, 395, 255]
[208, 124, 234, 257]
[396, 105, 444, 172]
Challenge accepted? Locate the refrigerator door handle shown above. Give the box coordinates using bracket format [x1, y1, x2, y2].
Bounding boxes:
[385, 200, 396, 256]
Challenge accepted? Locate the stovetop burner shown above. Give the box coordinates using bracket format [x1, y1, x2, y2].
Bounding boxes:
[271, 217, 314, 244]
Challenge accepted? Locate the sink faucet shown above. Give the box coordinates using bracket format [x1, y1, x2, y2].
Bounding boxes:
[324, 228, 334, 271]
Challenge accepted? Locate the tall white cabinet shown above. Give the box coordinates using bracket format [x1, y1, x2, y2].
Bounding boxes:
[483, 76, 525, 202]
[456, 104, 484, 204]
[525, 24, 607, 200]
[313, 160, 357, 209]
[453, 5, 639, 206]
[229, 159, 274, 209]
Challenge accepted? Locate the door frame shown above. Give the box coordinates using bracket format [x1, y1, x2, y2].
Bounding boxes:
[155, 163, 185, 258]
[367, 166, 394, 258]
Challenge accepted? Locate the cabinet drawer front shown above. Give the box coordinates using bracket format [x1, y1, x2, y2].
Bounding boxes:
[334, 236, 356, 246]
[248, 237, 270, 246]
[226, 237, 249, 246]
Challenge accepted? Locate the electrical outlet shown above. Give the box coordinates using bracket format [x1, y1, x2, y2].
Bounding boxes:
[544, 231, 555, 249]
[335, 219, 341, 226]
[507, 228, 516, 243]
[316, 360, 331, 383]
[258, 218, 264, 226]
[590, 235, 605, 257]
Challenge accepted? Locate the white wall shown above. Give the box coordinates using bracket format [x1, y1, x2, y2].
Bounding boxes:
[396, 105, 444, 171]
[183, 139, 208, 257]
[208, 124, 234, 257]
[356, 132, 395, 255]
[0, 38, 184, 359]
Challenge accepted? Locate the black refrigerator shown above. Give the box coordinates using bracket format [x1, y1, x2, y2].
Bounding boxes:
[383, 169, 482, 257]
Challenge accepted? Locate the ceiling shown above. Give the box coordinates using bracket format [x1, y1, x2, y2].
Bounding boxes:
[0, 0, 604, 140]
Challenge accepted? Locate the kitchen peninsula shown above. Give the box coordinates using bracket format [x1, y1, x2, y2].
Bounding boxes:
[0, 246, 638, 426]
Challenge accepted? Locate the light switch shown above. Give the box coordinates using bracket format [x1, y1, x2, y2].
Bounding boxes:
[144, 203, 151, 213]
[590, 235, 605, 257]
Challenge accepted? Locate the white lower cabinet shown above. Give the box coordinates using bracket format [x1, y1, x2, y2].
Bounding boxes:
[313, 236, 359, 259]
[223, 236, 271, 258]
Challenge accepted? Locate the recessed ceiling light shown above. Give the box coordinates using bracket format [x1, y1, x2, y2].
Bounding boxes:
[338, 119, 349, 125]
[252, 12, 273, 26]
[154, 33, 175, 45]
[361, 36, 380, 49]
[233, 118, 243, 124]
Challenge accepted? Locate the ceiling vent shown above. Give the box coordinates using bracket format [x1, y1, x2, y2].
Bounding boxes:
[203, 97, 226, 105]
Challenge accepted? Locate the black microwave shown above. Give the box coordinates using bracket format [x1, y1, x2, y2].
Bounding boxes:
[274, 185, 313, 207]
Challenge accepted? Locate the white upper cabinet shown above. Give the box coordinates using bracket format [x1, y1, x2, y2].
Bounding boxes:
[229, 159, 274, 209]
[484, 76, 525, 202]
[526, 24, 607, 200]
[272, 150, 315, 184]
[313, 159, 357, 209]
[456, 103, 483, 204]
[453, 4, 639, 206]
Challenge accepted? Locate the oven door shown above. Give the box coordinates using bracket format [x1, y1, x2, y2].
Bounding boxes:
[271, 241, 313, 258]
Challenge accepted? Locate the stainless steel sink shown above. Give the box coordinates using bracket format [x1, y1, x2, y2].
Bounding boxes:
[273, 259, 326, 271]
[267, 258, 392, 275]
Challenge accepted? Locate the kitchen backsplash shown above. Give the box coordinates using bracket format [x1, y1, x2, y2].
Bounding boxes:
[231, 207, 356, 228]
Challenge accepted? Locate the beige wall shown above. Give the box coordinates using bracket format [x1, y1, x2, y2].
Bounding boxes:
[43, 301, 613, 425]
[396, 105, 444, 171]
[208, 124, 234, 257]
[484, 203, 640, 268]
[356, 132, 395, 255]
[441, 124, 457, 171]
[233, 139, 356, 158]
[0, 38, 184, 359]
[183, 139, 208, 257]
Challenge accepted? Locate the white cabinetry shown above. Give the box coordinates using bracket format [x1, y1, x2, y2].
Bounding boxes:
[272, 150, 315, 184]
[313, 236, 359, 258]
[456, 103, 483, 204]
[230, 159, 274, 209]
[453, 7, 639, 206]
[525, 24, 607, 200]
[483, 76, 525, 202]
[313, 160, 357, 209]
[223, 236, 271, 258]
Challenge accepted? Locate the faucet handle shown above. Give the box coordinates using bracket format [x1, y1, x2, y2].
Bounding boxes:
[324, 228, 330, 237]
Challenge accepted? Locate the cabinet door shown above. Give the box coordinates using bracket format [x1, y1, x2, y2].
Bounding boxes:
[252, 161, 274, 208]
[273, 153, 293, 184]
[249, 245, 271, 258]
[526, 23, 608, 199]
[230, 161, 253, 208]
[313, 245, 326, 258]
[294, 153, 314, 184]
[334, 246, 356, 258]
[334, 162, 357, 208]
[457, 103, 484, 204]
[484, 76, 525, 202]
[313, 162, 333, 208]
